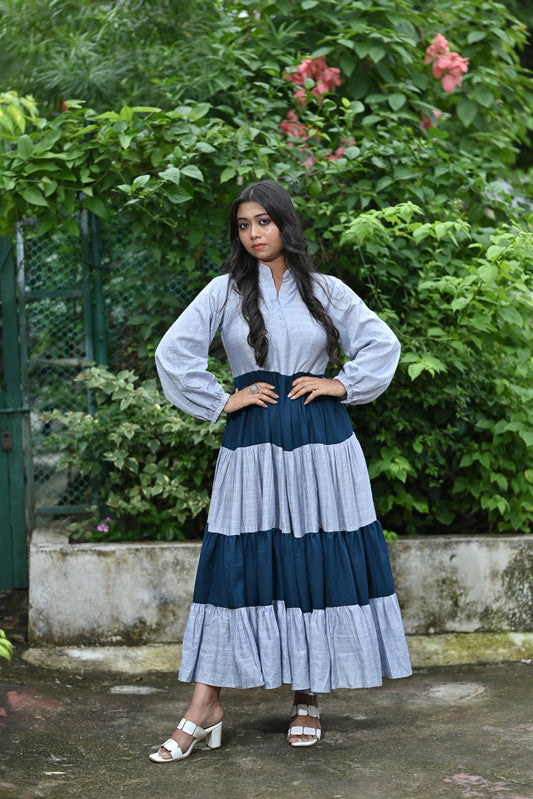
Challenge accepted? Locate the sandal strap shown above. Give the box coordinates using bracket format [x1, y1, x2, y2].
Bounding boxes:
[288, 725, 322, 740]
[291, 703, 320, 719]
[160, 738, 183, 757]
[177, 717, 206, 738]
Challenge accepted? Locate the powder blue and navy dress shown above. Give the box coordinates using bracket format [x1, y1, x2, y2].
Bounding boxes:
[155, 263, 411, 693]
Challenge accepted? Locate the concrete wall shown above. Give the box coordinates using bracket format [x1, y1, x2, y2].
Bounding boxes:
[388, 536, 533, 634]
[28, 530, 533, 646]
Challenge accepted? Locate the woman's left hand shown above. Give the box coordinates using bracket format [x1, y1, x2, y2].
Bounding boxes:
[288, 376, 347, 405]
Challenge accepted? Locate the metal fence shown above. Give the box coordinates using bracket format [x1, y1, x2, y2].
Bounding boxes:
[17, 210, 207, 522]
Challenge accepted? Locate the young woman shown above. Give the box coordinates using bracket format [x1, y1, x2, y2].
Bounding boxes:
[151, 179, 411, 762]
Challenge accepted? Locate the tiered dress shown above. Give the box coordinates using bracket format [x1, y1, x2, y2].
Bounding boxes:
[155, 263, 411, 694]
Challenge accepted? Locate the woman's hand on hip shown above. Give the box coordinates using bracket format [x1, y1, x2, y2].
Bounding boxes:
[223, 382, 278, 413]
[288, 376, 346, 405]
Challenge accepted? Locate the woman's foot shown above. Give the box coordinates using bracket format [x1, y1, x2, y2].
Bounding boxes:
[154, 684, 223, 761]
[287, 691, 321, 746]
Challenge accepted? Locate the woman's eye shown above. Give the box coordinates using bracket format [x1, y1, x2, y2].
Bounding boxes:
[260, 218, 270, 225]
[238, 222, 248, 230]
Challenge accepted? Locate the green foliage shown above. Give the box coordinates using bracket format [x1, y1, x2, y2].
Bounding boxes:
[1, 1, 533, 536]
[0, 629, 14, 661]
[339, 205, 533, 534]
[49, 364, 230, 541]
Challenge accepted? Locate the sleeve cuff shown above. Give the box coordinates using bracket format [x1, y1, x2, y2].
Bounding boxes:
[210, 391, 231, 423]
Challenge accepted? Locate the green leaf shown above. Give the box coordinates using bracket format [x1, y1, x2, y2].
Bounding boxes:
[63, 217, 80, 237]
[20, 186, 48, 207]
[499, 305, 523, 327]
[220, 166, 237, 183]
[195, 141, 216, 154]
[16, 134, 33, 159]
[387, 93, 406, 111]
[131, 106, 162, 113]
[7, 103, 25, 132]
[181, 165, 204, 182]
[368, 45, 386, 63]
[473, 86, 494, 108]
[486, 245, 505, 260]
[518, 430, 533, 448]
[467, 31, 486, 43]
[477, 264, 498, 284]
[159, 166, 181, 184]
[456, 100, 478, 127]
[81, 195, 109, 218]
[408, 362, 425, 380]
[133, 174, 151, 188]
[166, 185, 192, 204]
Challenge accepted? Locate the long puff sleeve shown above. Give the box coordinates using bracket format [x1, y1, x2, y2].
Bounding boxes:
[320, 276, 400, 405]
[155, 276, 231, 422]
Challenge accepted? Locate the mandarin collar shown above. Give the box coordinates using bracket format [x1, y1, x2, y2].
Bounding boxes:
[258, 261, 293, 289]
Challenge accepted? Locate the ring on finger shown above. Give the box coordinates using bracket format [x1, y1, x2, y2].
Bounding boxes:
[248, 383, 260, 395]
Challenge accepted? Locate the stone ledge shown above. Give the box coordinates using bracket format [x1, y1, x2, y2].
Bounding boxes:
[28, 530, 533, 646]
[22, 633, 533, 674]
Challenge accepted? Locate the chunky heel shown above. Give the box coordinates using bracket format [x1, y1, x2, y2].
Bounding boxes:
[206, 721, 223, 749]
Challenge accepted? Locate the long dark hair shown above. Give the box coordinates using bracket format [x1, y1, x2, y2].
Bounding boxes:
[222, 180, 343, 369]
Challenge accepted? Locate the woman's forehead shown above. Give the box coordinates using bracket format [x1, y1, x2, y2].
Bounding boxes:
[236, 200, 269, 220]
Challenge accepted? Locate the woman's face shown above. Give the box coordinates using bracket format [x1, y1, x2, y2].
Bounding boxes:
[236, 200, 285, 265]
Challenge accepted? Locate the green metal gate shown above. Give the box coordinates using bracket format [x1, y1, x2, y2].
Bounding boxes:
[0, 237, 28, 590]
[1, 208, 199, 568]
[16, 210, 107, 521]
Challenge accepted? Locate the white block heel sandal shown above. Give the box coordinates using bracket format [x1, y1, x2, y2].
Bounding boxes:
[287, 703, 321, 748]
[149, 717, 223, 763]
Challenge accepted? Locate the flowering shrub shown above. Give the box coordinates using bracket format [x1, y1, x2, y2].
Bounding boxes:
[420, 109, 443, 131]
[284, 56, 341, 104]
[424, 33, 469, 93]
[279, 109, 309, 139]
[2, 0, 533, 538]
[280, 56, 348, 165]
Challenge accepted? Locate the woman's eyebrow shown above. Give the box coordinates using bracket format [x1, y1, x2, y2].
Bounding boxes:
[236, 213, 270, 221]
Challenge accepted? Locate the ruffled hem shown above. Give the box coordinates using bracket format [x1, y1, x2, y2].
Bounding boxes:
[178, 597, 412, 693]
[208, 437, 376, 537]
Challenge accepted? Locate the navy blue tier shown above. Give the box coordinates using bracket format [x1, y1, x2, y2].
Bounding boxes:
[194, 522, 395, 612]
[223, 370, 353, 451]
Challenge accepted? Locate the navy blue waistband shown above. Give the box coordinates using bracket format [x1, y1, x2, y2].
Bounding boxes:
[222, 370, 353, 451]
[193, 522, 395, 612]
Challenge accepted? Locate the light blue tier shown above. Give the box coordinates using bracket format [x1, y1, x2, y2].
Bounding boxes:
[208, 370, 377, 537]
[178, 596, 412, 692]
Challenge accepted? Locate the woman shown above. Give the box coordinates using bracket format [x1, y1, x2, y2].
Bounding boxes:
[151, 179, 411, 762]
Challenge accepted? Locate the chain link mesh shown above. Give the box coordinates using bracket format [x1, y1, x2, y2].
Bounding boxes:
[21, 213, 226, 519]
[21, 220, 90, 517]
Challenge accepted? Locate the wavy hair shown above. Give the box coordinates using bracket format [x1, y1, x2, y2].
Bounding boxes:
[222, 180, 343, 369]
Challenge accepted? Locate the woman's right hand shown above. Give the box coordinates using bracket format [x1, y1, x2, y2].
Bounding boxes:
[223, 382, 278, 413]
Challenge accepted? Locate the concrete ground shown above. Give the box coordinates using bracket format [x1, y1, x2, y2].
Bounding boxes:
[1, 593, 533, 799]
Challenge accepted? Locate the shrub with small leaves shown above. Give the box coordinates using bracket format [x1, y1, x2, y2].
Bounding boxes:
[49, 362, 230, 541]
